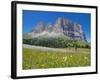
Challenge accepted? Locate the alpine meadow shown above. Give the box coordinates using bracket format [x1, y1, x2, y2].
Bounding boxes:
[22, 10, 91, 69]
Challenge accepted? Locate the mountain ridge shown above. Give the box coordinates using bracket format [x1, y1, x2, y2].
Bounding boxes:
[24, 17, 87, 41]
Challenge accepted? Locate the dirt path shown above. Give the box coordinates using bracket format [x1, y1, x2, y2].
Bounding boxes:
[23, 44, 69, 53]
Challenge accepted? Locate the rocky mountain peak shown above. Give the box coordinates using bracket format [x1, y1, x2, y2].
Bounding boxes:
[28, 17, 87, 41]
[33, 21, 45, 33]
[45, 23, 53, 32]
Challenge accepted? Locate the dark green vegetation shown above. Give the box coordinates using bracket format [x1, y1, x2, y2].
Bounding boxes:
[23, 37, 90, 48]
[23, 48, 90, 69]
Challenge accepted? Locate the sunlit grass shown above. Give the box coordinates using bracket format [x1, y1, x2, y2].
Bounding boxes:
[23, 48, 91, 70]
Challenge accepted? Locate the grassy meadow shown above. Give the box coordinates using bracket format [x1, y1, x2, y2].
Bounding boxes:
[22, 47, 91, 70]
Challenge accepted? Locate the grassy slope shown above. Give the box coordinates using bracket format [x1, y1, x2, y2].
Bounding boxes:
[23, 48, 90, 70]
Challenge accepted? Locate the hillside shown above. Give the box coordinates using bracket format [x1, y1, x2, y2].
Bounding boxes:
[23, 17, 90, 48]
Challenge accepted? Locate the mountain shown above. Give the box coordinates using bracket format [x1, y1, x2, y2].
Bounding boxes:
[24, 17, 87, 41]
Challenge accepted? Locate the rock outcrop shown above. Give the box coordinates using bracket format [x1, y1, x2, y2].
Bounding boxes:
[27, 17, 87, 41]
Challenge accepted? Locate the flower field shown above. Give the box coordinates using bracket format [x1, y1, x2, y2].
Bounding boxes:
[23, 47, 90, 69]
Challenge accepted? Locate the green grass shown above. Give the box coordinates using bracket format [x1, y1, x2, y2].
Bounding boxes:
[23, 48, 91, 70]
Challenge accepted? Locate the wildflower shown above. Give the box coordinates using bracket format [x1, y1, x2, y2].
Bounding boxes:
[70, 55, 72, 58]
[41, 64, 45, 67]
[84, 57, 87, 60]
[63, 56, 67, 61]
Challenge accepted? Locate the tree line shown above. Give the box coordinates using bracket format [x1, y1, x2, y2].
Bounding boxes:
[23, 37, 90, 48]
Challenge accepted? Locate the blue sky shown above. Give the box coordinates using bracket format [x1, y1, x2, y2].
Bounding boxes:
[23, 10, 91, 41]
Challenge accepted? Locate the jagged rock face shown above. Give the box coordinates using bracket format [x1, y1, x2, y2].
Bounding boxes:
[33, 22, 45, 33]
[45, 23, 53, 32]
[53, 17, 64, 33]
[28, 17, 87, 41]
